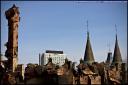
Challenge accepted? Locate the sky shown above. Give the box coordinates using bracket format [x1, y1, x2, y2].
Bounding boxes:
[1, 1, 127, 65]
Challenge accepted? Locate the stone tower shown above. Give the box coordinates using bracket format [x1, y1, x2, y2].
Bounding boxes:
[5, 4, 20, 72]
[84, 31, 95, 64]
[111, 34, 122, 65]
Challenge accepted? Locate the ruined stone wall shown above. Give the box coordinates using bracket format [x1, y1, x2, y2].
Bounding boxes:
[89, 75, 101, 84]
[80, 75, 88, 84]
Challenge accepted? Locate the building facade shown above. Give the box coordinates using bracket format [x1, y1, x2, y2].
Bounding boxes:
[40, 50, 66, 66]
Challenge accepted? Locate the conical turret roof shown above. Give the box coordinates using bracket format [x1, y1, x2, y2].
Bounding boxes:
[84, 32, 95, 64]
[106, 52, 112, 64]
[112, 35, 122, 65]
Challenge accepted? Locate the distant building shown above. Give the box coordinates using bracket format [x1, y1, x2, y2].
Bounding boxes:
[40, 50, 66, 66]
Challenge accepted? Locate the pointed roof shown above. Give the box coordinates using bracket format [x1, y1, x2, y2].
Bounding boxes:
[112, 35, 122, 65]
[106, 52, 112, 64]
[84, 31, 95, 64]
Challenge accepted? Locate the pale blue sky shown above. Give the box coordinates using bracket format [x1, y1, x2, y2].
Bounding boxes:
[1, 1, 127, 65]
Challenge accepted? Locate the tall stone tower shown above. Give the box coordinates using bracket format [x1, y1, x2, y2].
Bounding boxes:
[84, 31, 95, 64]
[5, 4, 20, 72]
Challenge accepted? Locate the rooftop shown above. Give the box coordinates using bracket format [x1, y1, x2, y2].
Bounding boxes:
[45, 50, 63, 54]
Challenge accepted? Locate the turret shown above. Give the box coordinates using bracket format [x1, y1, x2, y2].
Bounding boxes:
[111, 25, 122, 66]
[84, 21, 95, 64]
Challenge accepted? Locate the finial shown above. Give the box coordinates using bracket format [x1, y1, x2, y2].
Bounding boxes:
[86, 20, 89, 38]
[12, 4, 16, 8]
[109, 43, 111, 52]
[87, 20, 88, 32]
[87, 20, 89, 33]
[115, 24, 117, 40]
[107, 43, 111, 52]
[115, 24, 117, 32]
